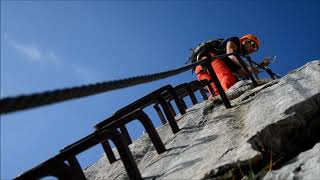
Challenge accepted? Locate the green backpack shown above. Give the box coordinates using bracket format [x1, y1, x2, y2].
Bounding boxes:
[188, 38, 225, 64]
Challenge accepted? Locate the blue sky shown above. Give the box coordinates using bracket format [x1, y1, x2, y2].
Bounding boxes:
[1, 1, 320, 179]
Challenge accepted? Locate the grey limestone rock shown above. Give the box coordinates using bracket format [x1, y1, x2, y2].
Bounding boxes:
[84, 60, 320, 179]
[263, 142, 320, 180]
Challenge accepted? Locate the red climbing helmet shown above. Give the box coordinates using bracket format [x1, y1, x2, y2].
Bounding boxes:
[240, 34, 260, 48]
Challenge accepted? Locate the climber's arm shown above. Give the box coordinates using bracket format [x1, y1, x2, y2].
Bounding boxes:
[226, 41, 259, 77]
[226, 41, 242, 67]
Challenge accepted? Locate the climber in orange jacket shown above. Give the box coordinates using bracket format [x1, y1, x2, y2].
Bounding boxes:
[195, 34, 260, 96]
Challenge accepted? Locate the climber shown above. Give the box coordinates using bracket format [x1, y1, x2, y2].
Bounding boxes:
[193, 34, 260, 96]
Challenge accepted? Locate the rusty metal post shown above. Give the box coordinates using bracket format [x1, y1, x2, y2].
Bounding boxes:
[167, 101, 176, 117]
[15, 158, 73, 180]
[191, 81, 208, 100]
[167, 87, 186, 115]
[200, 79, 215, 96]
[185, 84, 198, 105]
[119, 125, 133, 145]
[203, 58, 232, 108]
[153, 104, 167, 125]
[238, 56, 258, 87]
[101, 141, 117, 163]
[157, 95, 180, 134]
[110, 130, 142, 180]
[180, 97, 188, 109]
[198, 86, 208, 100]
[136, 110, 166, 154]
[66, 156, 87, 180]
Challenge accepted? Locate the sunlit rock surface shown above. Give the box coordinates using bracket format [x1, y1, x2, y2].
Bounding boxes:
[84, 60, 320, 179]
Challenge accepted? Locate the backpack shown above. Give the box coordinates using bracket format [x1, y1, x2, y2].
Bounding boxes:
[188, 38, 225, 64]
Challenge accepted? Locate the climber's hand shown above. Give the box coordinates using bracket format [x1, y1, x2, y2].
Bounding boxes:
[259, 57, 272, 67]
[250, 66, 260, 74]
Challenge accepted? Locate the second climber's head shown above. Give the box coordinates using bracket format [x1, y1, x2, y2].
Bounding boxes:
[240, 34, 260, 54]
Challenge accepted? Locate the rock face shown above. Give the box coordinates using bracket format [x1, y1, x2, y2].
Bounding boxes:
[263, 142, 320, 180]
[84, 60, 320, 179]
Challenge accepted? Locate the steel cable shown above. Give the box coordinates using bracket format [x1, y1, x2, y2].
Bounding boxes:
[0, 53, 235, 114]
